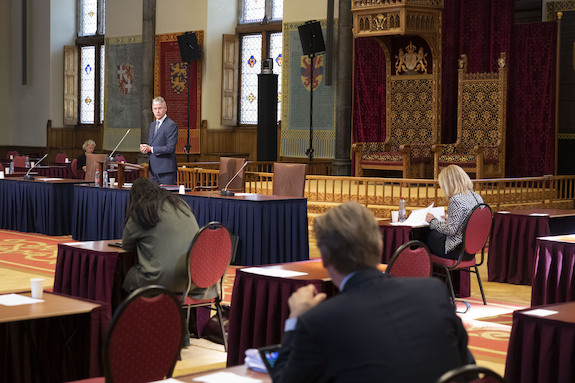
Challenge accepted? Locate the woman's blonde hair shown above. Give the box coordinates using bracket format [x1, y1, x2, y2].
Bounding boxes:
[82, 139, 96, 151]
[438, 165, 473, 198]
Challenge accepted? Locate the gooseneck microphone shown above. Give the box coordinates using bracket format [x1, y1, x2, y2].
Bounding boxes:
[23, 154, 48, 180]
[107, 129, 131, 162]
[221, 161, 249, 196]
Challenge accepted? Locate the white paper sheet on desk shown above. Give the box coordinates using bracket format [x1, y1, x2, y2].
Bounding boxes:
[0, 293, 44, 306]
[389, 204, 445, 227]
[38, 178, 64, 181]
[522, 309, 558, 317]
[190, 372, 264, 383]
[233, 193, 258, 196]
[241, 268, 307, 278]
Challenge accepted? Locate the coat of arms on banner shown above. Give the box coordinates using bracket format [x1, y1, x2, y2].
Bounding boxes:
[300, 55, 324, 92]
[395, 42, 428, 75]
[170, 62, 188, 95]
[117, 65, 134, 95]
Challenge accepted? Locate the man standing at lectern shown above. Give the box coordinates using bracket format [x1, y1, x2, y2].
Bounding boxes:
[140, 96, 178, 185]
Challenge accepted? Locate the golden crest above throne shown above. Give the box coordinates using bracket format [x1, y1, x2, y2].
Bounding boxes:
[395, 42, 428, 75]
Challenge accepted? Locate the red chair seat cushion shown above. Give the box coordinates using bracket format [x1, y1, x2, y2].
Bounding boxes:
[430, 254, 477, 269]
[180, 296, 215, 306]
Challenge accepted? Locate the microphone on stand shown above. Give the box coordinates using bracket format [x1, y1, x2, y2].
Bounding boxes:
[23, 154, 48, 180]
[221, 161, 249, 196]
[107, 129, 131, 162]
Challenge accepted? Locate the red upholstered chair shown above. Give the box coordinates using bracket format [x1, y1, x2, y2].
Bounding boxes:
[6, 150, 18, 159]
[385, 240, 432, 277]
[436, 364, 506, 383]
[70, 158, 79, 179]
[13, 155, 26, 168]
[218, 157, 246, 192]
[431, 203, 492, 306]
[272, 163, 307, 197]
[54, 152, 68, 164]
[180, 221, 233, 351]
[72, 285, 185, 383]
[115, 154, 126, 162]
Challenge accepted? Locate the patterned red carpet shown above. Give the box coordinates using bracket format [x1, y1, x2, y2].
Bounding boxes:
[0, 230, 75, 276]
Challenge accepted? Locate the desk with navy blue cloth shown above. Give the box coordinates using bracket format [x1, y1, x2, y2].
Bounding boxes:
[72, 186, 309, 266]
[0, 177, 85, 235]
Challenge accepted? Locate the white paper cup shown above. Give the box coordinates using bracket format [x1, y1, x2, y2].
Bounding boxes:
[179, 185, 186, 194]
[30, 278, 44, 299]
[391, 211, 399, 223]
[30, 162, 35, 168]
[109, 178, 115, 187]
[0, 171, 4, 179]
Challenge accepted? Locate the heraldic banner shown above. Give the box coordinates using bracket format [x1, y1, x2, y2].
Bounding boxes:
[104, 36, 143, 153]
[154, 32, 203, 154]
[281, 21, 335, 159]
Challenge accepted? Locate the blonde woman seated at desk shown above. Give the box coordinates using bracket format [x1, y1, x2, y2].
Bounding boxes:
[424, 165, 483, 260]
[76, 139, 96, 171]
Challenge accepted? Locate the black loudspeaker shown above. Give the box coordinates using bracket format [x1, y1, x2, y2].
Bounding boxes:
[177, 32, 202, 62]
[298, 21, 326, 56]
[257, 73, 279, 161]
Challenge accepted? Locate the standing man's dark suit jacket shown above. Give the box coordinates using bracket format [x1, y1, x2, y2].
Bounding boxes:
[148, 116, 178, 185]
[271, 269, 474, 383]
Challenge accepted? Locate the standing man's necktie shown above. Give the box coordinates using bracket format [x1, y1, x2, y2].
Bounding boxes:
[155, 121, 160, 136]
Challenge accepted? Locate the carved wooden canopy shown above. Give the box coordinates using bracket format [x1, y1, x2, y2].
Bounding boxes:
[351, 0, 443, 38]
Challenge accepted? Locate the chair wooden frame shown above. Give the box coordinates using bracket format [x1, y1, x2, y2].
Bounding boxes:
[431, 203, 493, 306]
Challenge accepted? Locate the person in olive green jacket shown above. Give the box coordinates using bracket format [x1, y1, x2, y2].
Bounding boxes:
[122, 178, 216, 300]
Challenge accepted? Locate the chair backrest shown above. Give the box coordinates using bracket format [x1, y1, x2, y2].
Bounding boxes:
[386, 240, 433, 277]
[70, 158, 79, 178]
[6, 150, 18, 159]
[104, 285, 184, 383]
[85, 153, 108, 181]
[436, 364, 506, 383]
[13, 155, 26, 168]
[273, 163, 307, 197]
[184, 222, 232, 299]
[462, 203, 493, 257]
[218, 157, 246, 192]
[115, 154, 126, 162]
[54, 153, 68, 163]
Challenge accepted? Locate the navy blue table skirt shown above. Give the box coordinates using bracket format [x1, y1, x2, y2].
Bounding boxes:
[0, 178, 77, 235]
[72, 186, 309, 266]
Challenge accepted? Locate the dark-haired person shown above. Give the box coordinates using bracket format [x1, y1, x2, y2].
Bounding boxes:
[271, 201, 474, 383]
[121, 178, 216, 301]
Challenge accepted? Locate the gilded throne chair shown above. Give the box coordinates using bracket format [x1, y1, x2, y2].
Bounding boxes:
[433, 53, 508, 179]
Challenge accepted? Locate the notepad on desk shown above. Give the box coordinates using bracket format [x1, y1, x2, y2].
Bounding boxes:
[241, 268, 307, 278]
[389, 203, 445, 227]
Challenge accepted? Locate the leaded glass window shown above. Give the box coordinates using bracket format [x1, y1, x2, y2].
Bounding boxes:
[270, 32, 282, 121]
[100, 45, 105, 124]
[76, 0, 105, 127]
[240, 35, 263, 125]
[271, 0, 283, 21]
[242, 0, 265, 23]
[237, 0, 282, 126]
[80, 46, 96, 124]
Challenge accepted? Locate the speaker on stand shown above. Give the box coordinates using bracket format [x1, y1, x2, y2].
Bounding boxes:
[298, 21, 326, 161]
[177, 32, 202, 160]
[257, 59, 279, 162]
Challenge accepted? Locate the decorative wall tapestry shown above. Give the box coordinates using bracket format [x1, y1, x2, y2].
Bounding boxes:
[104, 36, 143, 153]
[281, 21, 335, 159]
[154, 32, 203, 154]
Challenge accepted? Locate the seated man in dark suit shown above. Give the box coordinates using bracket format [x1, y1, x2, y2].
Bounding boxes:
[271, 201, 474, 383]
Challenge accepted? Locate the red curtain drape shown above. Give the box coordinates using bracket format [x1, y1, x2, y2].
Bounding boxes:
[352, 37, 387, 143]
[441, 0, 513, 144]
[506, 22, 557, 177]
